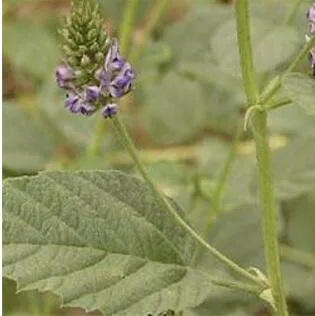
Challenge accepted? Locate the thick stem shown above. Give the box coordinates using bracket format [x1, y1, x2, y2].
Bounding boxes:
[111, 114, 262, 286]
[251, 110, 288, 316]
[235, 0, 258, 105]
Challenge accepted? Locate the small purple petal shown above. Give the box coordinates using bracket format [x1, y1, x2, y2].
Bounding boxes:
[80, 102, 97, 115]
[56, 65, 73, 88]
[102, 103, 118, 118]
[105, 38, 124, 72]
[85, 86, 100, 102]
[65, 92, 81, 113]
[108, 85, 124, 98]
[307, 4, 315, 33]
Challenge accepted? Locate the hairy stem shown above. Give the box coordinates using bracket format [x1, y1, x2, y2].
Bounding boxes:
[251, 110, 288, 316]
[235, 1, 288, 314]
[111, 114, 262, 286]
[235, 0, 258, 105]
[260, 34, 315, 105]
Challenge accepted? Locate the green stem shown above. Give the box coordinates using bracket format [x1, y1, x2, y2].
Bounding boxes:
[210, 278, 261, 295]
[235, 1, 288, 314]
[129, 0, 168, 63]
[284, 0, 303, 25]
[251, 110, 288, 316]
[265, 98, 292, 111]
[119, 0, 140, 56]
[111, 114, 262, 286]
[260, 35, 315, 105]
[210, 124, 243, 215]
[235, 0, 258, 105]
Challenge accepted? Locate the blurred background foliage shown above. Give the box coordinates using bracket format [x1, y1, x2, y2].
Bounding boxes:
[2, 0, 315, 315]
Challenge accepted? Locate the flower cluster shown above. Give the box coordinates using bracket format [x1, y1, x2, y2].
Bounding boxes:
[307, 4, 315, 75]
[56, 39, 135, 118]
[56, 1, 135, 118]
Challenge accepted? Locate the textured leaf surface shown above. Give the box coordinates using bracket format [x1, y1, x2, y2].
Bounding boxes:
[3, 171, 229, 315]
[3, 103, 56, 172]
[283, 73, 315, 115]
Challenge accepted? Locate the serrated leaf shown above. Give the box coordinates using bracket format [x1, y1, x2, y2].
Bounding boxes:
[3, 102, 56, 172]
[3, 170, 231, 315]
[282, 73, 315, 116]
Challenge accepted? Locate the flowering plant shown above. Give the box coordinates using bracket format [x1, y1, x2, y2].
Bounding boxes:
[3, 1, 315, 315]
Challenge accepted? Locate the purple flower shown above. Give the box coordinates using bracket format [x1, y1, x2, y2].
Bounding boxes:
[100, 40, 136, 100]
[80, 102, 97, 115]
[56, 37, 135, 119]
[102, 103, 118, 118]
[309, 48, 315, 75]
[85, 86, 100, 102]
[56, 65, 74, 88]
[307, 4, 315, 34]
[104, 39, 125, 73]
[65, 92, 81, 113]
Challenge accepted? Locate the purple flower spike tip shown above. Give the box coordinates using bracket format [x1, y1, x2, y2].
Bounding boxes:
[307, 4, 315, 33]
[103, 103, 118, 118]
[56, 64, 73, 88]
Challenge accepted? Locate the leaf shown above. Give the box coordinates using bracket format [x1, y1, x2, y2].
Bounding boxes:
[269, 104, 315, 138]
[211, 19, 299, 75]
[3, 170, 231, 315]
[282, 73, 315, 116]
[281, 193, 315, 310]
[3, 102, 56, 172]
[140, 72, 206, 145]
[162, 4, 232, 64]
[272, 138, 315, 200]
[38, 80, 103, 149]
[3, 20, 59, 79]
[201, 206, 265, 270]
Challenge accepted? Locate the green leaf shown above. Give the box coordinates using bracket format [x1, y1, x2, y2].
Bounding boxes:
[201, 206, 265, 270]
[272, 138, 315, 200]
[3, 170, 230, 315]
[281, 193, 315, 310]
[141, 72, 206, 145]
[38, 81, 102, 149]
[162, 5, 231, 64]
[282, 73, 315, 116]
[211, 19, 299, 75]
[3, 102, 56, 172]
[3, 20, 59, 79]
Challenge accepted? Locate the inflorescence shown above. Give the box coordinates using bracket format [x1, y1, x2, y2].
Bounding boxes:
[307, 3, 315, 75]
[56, 0, 135, 118]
